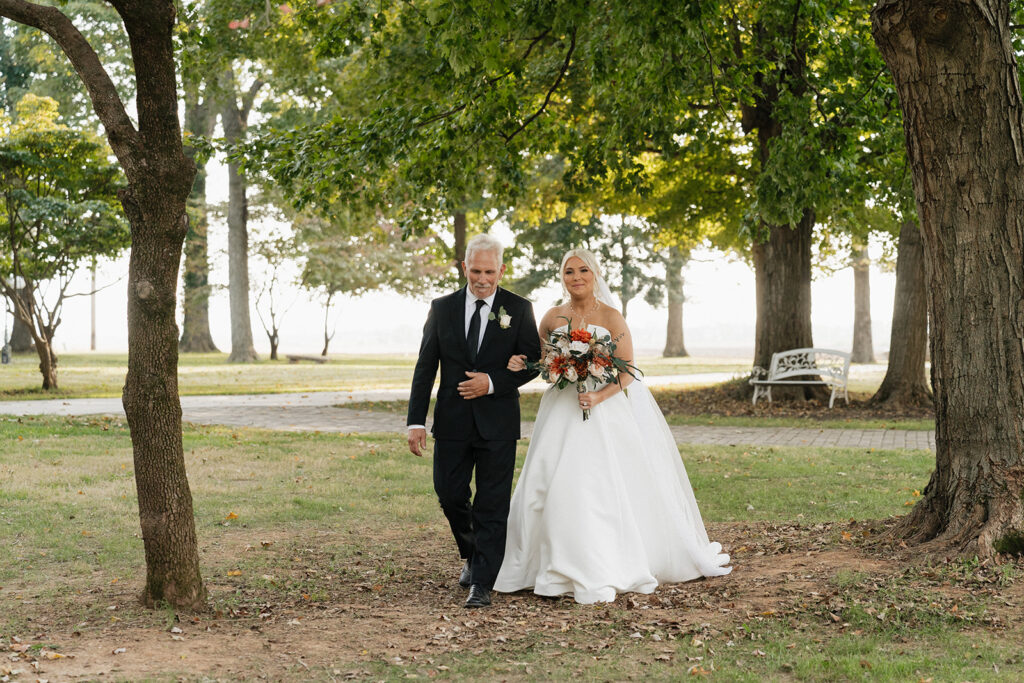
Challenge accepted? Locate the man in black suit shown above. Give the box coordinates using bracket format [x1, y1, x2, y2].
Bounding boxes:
[407, 234, 541, 608]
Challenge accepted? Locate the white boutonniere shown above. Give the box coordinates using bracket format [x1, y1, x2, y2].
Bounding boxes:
[488, 305, 512, 329]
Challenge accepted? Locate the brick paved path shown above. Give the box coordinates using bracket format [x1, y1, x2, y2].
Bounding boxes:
[0, 389, 935, 451]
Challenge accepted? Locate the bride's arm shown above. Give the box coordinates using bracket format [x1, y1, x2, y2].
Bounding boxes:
[611, 322, 636, 391]
[605, 314, 636, 391]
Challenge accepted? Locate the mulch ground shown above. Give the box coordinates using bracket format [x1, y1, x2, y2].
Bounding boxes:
[655, 381, 934, 422]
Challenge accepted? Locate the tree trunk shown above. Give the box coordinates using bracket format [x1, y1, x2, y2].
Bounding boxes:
[9, 286, 33, 352]
[663, 246, 689, 357]
[268, 331, 278, 361]
[871, 220, 931, 408]
[752, 209, 820, 399]
[120, 183, 206, 608]
[90, 261, 97, 351]
[0, 0, 207, 610]
[454, 211, 467, 285]
[33, 332, 57, 390]
[851, 243, 875, 363]
[321, 292, 334, 357]
[873, 0, 1024, 558]
[741, 24, 821, 401]
[179, 92, 218, 353]
[222, 78, 259, 363]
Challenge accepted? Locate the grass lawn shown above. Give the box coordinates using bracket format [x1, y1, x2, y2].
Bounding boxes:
[0, 352, 423, 399]
[2, 416, 1017, 682]
[0, 352, 753, 400]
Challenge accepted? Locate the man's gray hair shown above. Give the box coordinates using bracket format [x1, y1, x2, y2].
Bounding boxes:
[465, 233, 504, 263]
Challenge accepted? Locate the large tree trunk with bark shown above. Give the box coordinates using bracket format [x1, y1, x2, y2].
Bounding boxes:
[871, 220, 931, 408]
[851, 243, 875, 363]
[873, 0, 1024, 558]
[121, 179, 205, 608]
[663, 247, 689, 357]
[0, 0, 208, 608]
[752, 210, 820, 399]
[179, 91, 218, 353]
[222, 75, 261, 363]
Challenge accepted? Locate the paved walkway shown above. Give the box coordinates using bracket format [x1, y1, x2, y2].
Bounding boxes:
[0, 377, 935, 451]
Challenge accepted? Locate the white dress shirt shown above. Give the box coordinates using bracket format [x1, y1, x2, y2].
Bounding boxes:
[408, 290, 496, 431]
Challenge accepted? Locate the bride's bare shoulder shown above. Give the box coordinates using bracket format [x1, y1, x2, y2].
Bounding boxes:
[539, 304, 570, 331]
[596, 304, 629, 335]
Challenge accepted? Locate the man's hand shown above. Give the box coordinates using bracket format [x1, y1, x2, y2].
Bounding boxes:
[408, 427, 427, 457]
[458, 371, 490, 400]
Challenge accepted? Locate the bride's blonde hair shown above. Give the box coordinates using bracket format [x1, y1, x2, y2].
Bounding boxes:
[559, 248, 603, 278]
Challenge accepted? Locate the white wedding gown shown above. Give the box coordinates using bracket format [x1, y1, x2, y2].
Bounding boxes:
[494, 326, 732, 604]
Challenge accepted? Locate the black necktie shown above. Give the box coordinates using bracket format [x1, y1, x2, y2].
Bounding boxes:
[467, 299, 485, 366]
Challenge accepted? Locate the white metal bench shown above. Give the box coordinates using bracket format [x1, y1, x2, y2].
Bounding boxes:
[749, 348, 851, 408]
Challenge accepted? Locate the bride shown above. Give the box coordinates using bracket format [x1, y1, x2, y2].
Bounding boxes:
[493, 248, 732, 604]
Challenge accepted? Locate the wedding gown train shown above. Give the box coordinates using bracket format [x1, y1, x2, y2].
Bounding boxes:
[494, 326, 732, 604]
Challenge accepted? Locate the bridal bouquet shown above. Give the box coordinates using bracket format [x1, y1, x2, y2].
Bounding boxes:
[528, 317, 641, 420]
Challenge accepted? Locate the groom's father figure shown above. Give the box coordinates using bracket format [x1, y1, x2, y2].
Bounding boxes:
[408, 234, 540, 608]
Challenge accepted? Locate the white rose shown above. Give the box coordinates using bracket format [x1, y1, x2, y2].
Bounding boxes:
[499, 313, 512, 328]
[588, 362, 605, 378]
[569, 340, 590, 354]
[564, 365, 578, 382]
[557, 339, 570, 354]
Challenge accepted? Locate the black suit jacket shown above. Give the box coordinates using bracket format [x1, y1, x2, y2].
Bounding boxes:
[407, 286, 541, 441]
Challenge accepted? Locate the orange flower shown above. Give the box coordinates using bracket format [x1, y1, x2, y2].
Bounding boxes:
[550, 356, 569, 375]
[570, 328, 592, 343]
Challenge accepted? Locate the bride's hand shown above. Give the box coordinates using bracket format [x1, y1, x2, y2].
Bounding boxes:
[578, 391, 603, 410]
[507, 354, 527, 371]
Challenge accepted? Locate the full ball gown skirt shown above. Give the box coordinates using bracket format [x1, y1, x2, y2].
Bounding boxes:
[494, 357, 731, 604]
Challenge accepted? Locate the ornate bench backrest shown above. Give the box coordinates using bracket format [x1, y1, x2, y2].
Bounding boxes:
[768, 348, 851, 381]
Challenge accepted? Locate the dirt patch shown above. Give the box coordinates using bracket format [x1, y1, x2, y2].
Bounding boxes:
[7, 519, 1018, 681]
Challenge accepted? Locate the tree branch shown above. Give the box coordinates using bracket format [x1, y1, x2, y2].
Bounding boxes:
[501, 27, 577, 144]
[418, 103, 467, 128]
[696, 2, 732, 123]
[0, 0, 140, 164]
[418, 29, 554, 128]
[241, 79, 266, 118]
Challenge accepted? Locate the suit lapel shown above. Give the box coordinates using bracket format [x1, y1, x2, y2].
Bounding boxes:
[476, 288, 505, 360]
[451, 287, 471, 361]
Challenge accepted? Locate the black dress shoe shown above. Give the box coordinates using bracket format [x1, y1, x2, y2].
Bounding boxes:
[459, 561, 472, 588]
[464, 584, 491, 608]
